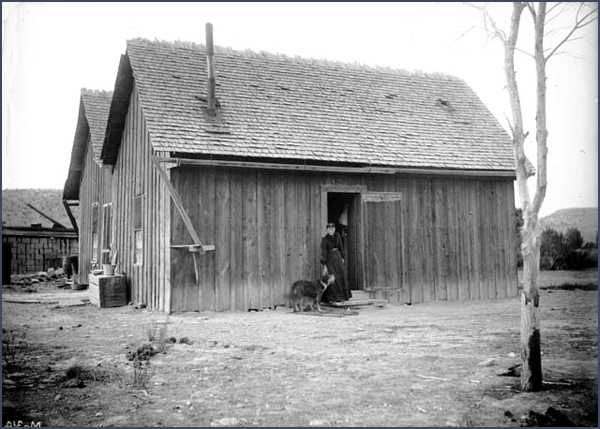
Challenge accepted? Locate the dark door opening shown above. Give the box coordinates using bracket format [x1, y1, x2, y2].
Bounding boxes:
[2, 242, 12, 284]
[327, 192, 361, 290]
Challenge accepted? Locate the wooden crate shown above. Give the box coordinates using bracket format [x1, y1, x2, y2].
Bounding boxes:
[88, 274, 126, 308]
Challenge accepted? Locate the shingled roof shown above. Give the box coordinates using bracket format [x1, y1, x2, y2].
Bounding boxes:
[63, 89, 113, 200]
[102, 38, 515, 173]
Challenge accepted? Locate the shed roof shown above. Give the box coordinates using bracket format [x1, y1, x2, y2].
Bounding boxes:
[63, 89, 113, 200]
[102, 38, 515, 173]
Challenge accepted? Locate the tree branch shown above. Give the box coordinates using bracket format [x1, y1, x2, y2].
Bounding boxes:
[526, 2, 537, 19]
[544, 4, 598, 64]
[464, 2, 507, 42]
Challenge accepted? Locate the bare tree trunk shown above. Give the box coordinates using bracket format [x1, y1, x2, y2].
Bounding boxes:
[473, 0, 596, 392]
[520, 212, 543, 391]
[504, 2, 544, 392]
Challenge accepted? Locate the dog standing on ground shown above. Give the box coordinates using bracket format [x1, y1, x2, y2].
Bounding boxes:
[290, 273, 335, 313]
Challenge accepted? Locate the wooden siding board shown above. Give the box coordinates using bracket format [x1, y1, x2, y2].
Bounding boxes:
[457, 182, 469, 300]
[432, 179, 447, 301]
[467, 181, 481, 300]
[297, 172, 308, 279]
[310, 173, 323, 282]
[271, 172, 286, 307]
[489, 182, 500, 299]
[445, 180, 459, 301]
[420, 179, 435, 302]
[230, 170, 244, 310]
[215, 169, 232, 311]
[201, 168, 217, 311]
[480, 180, 492, 300]
[507, 183, 518, 296]
[500, 181, 511, 299]
[243, 171, 259, 310]
[407, 180, 422, 304]
[386, 179, 400, 302]
[256, 171, 270, 309]
[283, 177, 296, 293]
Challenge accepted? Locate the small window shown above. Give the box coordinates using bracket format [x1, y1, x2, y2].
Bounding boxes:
[91, 203, 99, 263]
[101, 203, 113, 264]
[133, 195, 143, 265]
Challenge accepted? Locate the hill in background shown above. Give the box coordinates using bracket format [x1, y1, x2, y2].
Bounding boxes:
[2, 189, 79, 229]
[540, 207, 598, 244]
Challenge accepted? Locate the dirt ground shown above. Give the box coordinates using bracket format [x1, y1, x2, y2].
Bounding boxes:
[2, 271, 598, 427]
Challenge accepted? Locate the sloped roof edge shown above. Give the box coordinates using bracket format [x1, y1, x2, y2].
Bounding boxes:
[101, 54, 134, 165]
[63, 89, 113, 200]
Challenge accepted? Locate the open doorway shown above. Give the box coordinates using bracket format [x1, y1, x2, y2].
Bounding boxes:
[327, 192, 361, 291]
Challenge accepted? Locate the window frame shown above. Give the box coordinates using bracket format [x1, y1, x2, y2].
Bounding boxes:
[91, 202, 99, 264]
[133, 194, 143, 266]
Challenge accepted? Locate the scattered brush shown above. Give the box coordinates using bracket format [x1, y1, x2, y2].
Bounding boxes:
[131, 356, 154, 390]
[64, 364, 120, 383]
[147, 318, 170, 353]
[126, 344, 157, 362]
[543, 282, 597, 292]
[2, 328, 27, 370]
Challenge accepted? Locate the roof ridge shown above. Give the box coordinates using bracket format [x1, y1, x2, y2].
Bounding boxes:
[125, 37, 460, 81]
[81, 88, 113, 97]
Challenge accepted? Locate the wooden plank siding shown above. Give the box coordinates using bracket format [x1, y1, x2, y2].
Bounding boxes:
[109, 83, 171, 311]
[168, 167, 518, 312]
[76, 134, 112, 285]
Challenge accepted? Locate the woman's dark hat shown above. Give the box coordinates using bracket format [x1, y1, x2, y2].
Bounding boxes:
[326, 222, 335, 228]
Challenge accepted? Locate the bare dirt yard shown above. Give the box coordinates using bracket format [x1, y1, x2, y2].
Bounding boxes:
[2, 270, 598, 427]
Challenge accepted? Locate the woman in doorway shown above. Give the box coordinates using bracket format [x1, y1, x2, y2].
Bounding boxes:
[320, 222, 352, 303]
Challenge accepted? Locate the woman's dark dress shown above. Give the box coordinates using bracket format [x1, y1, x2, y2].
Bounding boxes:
[320, 232, 352, 303]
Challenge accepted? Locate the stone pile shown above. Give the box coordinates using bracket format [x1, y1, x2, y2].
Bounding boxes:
[9, 268, 68, 286]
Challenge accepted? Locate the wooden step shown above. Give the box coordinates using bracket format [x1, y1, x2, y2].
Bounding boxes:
[350, 290, 372, 300]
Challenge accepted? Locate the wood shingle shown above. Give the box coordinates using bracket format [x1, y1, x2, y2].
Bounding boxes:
[102, 38, 515, 173]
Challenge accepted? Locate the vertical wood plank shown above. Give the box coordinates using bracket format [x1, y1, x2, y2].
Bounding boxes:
[215, 169, 231, 311]
[445, 180, 459, 301]
[230, 170, 244, 311]
[283, 175, 296, 289]
[407, 179, 423, 304]
[468, 180, 481, 300]
[271, 172, 286, 306]
[432, 179, 447, 301]
[256, 171, 270, 309]
[457, 180, 470, 301]
[420, 179, 435, 302]
[201, 167, 217, 311]
[243, 170, 258, 310]
[507, 182, 518, 296]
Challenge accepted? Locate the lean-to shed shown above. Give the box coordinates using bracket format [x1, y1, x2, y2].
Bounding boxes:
[63, 89, 113, 285]
[73, 27, 519, 312]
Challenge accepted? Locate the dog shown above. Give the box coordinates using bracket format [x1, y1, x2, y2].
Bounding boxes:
[289, 273, 335, 313]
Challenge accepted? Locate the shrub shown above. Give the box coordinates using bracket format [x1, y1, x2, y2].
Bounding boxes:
[564, 227, 584, 250]
[540, 228, 568, 270]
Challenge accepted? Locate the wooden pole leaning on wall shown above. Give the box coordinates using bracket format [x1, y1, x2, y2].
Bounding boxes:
[62, 199, 79, 236]
[151, 157, 215, 286]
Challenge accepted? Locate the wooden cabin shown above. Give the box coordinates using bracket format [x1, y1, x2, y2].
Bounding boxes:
[63, 89, 113, 285]
[2, 189, 78, 276]
[69, 27, 519, 313]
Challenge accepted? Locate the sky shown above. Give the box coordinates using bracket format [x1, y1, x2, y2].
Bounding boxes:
[2, 2, 597, 217]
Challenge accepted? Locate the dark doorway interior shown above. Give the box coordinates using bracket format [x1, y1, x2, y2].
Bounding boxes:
[327, 192, 360, 290]
[3, 242, 12, 284]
